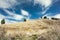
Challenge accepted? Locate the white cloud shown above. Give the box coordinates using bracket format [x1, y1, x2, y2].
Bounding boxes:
[5, 9, 30, 21]
[34, 0, 59, 14]
[14, 15, 24, 20]
[6, 15, 24, 20]
[0, 13, 24, 24]
[0, 0, 33, 8]
[41, 6, 50, 14]
[34, 0, 52, 14]
[0, 9, 24, 24]
[53, 14, 60, 18]
[5, 19, 17, 24]
[0, 0, 17, 8]
[21, 9, 31, 20]
[4, 9, 24, 20]
[4, 9, 31, 23]
[44, 13, 60, 19]
[4, 9, 14, 16]
[1, 9, 31, 23]
[0, 14, 18, 24]
[21, 9, 29, 16]
[42, 13, 52, 19]
[34, 0, 52, 8]
[0, 14, 6, 20]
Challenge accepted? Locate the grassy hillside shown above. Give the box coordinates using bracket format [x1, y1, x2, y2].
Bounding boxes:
[0, 19, 60, 40]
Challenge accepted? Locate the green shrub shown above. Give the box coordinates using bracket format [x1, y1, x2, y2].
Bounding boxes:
[51, 17, 59, 20]
[23, 18, 26, 22]
[1, 19, 5, 24]
[44, 16, 47, 19]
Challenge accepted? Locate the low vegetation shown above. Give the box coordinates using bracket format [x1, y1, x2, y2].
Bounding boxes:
[23, 18, 26, 22]
[0, 17, 60, 40]
[1, 19, 5, 24]
[44, 16, 47, 19]
[51, 17, 60, 20]
[0, 19, 60, 40]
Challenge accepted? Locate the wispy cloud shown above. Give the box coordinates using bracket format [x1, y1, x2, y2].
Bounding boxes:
[0, 14, 6, 20]
[0, 9, 31, 23]
[0, 14, 17, 24]
[5, 19, 17, 24]
[34, 0, 59, 15]
[4, 9, 14, 16]
[21, 9, 31, 20]
[0, 9, 25, 23]
[41, 6, 51, 14]
[0, 0, 17, 8]
[44, 13, 60, 18]
[2, 9, 31, 23]
[0, 15, 20, 24]
[14, 15, 24, 20]
[34, 0, 52, 14]
[4, 9, 24, 20]
[21, 9, 29, 16]
[0, 0, 33, 8]
[34, 0, 52, 8]
[53, 14, 60, 18]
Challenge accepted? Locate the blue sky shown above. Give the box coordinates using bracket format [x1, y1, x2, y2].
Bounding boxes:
[0, 0, 60, 23]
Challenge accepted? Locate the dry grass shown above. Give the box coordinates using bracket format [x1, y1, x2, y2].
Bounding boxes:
[0, 19, 60, 40]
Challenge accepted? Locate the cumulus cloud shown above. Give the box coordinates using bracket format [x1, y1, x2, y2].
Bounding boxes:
[0, 0, 17, 8]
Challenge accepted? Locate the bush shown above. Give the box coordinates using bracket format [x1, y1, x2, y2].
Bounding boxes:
[51, 18, 59, 20]
[1, 19, 5, 24]
[23, 18, 26, 22]
[44, 16, 47, 19]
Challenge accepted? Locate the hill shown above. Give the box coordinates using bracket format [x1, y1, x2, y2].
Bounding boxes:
[0, 19, 60, 40]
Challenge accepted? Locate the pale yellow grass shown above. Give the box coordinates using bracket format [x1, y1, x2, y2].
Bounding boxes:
[0, 19, 60, 40]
